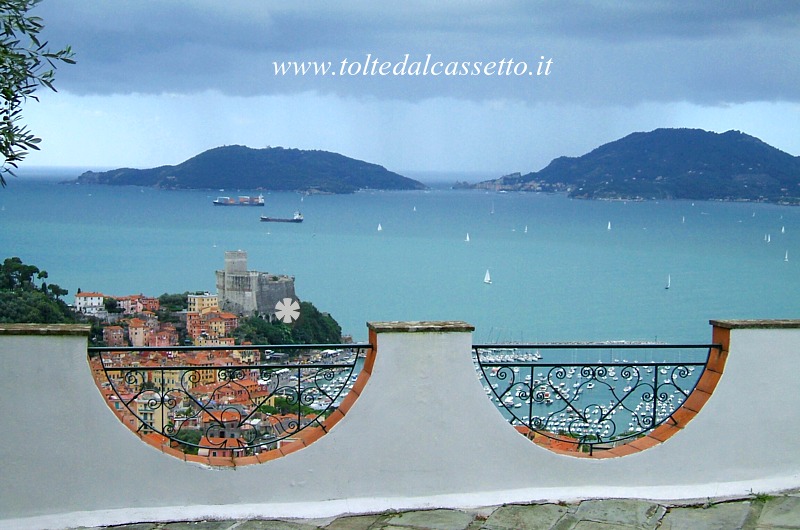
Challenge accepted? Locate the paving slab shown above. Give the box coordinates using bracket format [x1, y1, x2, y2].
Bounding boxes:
[481, 503, 569, 530]
[574, 499, 665, 529]
[234, 520, 322, 529]
[382, 509, 476, 530]
[659, 501, 752, 530]
[95, 523, 162, 530]
[323, 512, 385, 530]
[756, 495, 800, 528]
[570, 521, 642, 530]
[163, 521, 243, 530]
[50, 493, 800, 530]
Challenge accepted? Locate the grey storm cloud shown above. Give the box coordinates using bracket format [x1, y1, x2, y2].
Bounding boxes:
[34, 1, 800, 105]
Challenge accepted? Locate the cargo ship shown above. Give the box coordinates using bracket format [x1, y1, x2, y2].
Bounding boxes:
[260, 211, 304, 223]
[213, 194, 265, 206]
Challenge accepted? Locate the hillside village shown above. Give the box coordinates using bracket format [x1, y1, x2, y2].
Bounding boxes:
[76, 290, 240, 348]
[74, 251, 303, 348]
[73, 252, 353, 458]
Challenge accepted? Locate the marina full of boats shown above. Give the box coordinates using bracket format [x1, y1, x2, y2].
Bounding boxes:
[294, 349, 362, 411]
[473, 346, 705, 446]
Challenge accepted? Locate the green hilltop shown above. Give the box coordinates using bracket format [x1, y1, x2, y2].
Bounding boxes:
[71, 145, 426, 194]
[475, 128, 800, 204]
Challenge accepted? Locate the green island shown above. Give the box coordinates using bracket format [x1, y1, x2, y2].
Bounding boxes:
[471, 128, 800, 205]
[70, 145, 426, 194]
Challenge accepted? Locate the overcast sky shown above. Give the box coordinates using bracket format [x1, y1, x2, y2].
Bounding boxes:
[21, 0, 800, 180]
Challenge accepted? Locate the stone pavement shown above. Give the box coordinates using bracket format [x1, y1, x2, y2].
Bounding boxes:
[72, 491, 800, 530]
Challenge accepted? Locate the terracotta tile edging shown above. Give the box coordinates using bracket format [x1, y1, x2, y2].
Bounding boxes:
[94, 342, 376, 468]
[528, 331, 729, 459]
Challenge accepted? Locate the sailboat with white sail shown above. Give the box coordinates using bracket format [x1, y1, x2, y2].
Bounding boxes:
[465, 233, 470, 242]
[665, 274, 671, 290]
[484, 269, 492, 284]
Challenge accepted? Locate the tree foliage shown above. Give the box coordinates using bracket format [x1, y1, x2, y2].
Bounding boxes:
[158, 292, 189, 312]
[259, 396, 317, 417]
[1, 0, 75, 186]
[233, 315, 294, 345]
[171, 429, 201, 455]
[233, 301, 342, 345]
[291, 301, 341, 344]
[157, 291, 189, 325]
[0, 256, 74, 322]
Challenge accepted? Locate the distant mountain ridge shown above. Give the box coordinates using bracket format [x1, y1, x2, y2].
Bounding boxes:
[475, 128, 800, 204]
[71, 145, 426, 193]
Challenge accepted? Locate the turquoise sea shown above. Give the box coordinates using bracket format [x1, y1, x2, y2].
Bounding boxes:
[2, 173, 799, 343]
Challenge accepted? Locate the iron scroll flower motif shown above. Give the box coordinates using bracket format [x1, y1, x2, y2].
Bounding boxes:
[91, 344, 369, 457]
[474, 343, 718, 455]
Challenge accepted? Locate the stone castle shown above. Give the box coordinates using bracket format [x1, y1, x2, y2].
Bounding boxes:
[215, 250, 297, 317]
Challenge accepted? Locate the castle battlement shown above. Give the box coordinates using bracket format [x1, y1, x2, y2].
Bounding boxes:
[215, 251, 297, 317]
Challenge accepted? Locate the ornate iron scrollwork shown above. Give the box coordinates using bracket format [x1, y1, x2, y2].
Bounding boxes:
[474, 344, 717, 455]
[91, 344, 370, 456]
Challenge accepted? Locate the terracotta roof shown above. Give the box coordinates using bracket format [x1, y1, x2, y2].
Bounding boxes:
[199, 436, 246, 449]
[201, 410, 244, 423]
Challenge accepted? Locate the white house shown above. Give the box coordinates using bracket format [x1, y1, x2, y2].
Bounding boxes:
[74, 292, 105, 315]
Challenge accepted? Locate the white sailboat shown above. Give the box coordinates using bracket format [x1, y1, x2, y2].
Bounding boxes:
[665, 274, 671, 290]
[377, 223, 383, 232]
[465, 233, 470, 242]
[524, 225, 528, 234]
[785, 251, 789, 262]
[607, 221, 612, 230]
[484, 269, 492, 284]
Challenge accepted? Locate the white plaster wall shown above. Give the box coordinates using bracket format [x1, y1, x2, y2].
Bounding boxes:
[2, 324, 800, 529]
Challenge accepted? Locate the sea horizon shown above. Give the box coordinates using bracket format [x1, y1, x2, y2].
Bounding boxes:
[2, 175, 798, 343]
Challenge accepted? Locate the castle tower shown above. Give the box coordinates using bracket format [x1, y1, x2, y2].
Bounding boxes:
[216, 250, 297, 318]
[225, 250, 248, 274]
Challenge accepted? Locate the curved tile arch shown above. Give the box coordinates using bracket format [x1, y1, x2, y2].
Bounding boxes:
[89, 343, 374, 466]
[474, 338, 726, 458]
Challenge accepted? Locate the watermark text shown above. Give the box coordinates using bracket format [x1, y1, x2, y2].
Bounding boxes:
[273, 53, 553, 78]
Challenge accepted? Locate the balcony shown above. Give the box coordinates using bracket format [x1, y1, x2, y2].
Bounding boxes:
[1, 319, 799, 529]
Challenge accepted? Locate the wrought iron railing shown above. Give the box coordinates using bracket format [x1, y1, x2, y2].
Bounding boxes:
[473, 343, 721, 455]
[89, 343, 371, 456]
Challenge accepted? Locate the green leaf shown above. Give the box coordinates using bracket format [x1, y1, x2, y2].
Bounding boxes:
[1, 0, 75, 179]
